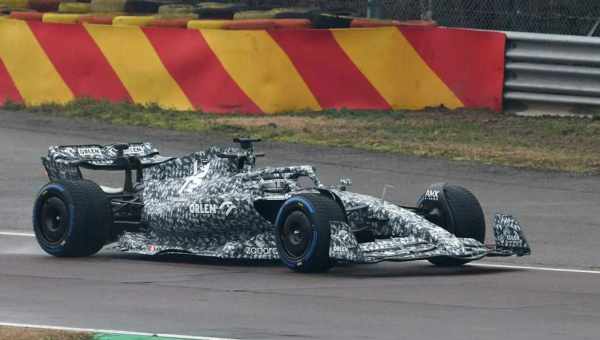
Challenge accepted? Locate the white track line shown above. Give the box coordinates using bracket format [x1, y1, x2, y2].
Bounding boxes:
[472, 263, 600, 275]
[0, 231, 34, 237]
[0, 322, 239, 340]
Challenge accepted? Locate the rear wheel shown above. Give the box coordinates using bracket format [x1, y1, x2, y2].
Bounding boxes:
[33, 180, 112, 257]
[275, 194, 345, 273]
[418, 184, 486, 267]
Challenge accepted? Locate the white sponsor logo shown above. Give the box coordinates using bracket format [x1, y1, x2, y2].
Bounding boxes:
[219, 201, 236, 216]
[501, 233, 521, 241]
[125, 145, 145, 155]
[189, 203, 218, 215]
[245, 247, 278, 256]
[332, 246, 347, 253]
[78, 147, 103, 157]
[189, 201, 236, 216]
[423, 189, 440, 201]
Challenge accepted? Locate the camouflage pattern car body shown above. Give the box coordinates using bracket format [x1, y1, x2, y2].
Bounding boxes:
[42, 142, 530, 264]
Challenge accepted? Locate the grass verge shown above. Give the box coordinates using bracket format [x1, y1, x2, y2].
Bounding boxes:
[5, 99, 600, 174]
[0, 326, 92, 340]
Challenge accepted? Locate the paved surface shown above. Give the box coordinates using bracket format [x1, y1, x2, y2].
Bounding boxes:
[0, 111, 599, 339]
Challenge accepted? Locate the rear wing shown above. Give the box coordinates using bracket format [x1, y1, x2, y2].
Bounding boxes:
[42, 142, 171, 181]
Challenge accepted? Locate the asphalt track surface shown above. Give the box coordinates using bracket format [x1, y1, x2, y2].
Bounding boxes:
[0, 111, 599, 339]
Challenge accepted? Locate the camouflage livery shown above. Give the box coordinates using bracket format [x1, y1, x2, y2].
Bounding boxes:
[41, 141, 531, 264]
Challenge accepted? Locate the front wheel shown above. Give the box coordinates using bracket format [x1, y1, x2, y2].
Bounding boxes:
[418, 184, 486, 267]
[33, 180, 112, 257]
[275, 194, 345, 273]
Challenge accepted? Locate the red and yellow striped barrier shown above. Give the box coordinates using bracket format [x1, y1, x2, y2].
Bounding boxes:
[0, 19, 506, 113]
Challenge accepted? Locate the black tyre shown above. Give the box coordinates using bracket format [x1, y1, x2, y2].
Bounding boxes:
[33, 180, 112, 257]
[418, 184, 486, 267]
[275, 194, 345, 273]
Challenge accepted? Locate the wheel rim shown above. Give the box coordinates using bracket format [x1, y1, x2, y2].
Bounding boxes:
[39, 197, 69, 244]
[280, 211, 313, 259]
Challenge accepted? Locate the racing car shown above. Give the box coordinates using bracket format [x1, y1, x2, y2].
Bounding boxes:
[33, 138, 530, 272]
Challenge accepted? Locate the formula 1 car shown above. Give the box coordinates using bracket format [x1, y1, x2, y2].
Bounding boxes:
[34, 139, 530, 272]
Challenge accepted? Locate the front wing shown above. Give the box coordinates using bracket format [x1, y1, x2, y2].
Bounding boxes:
[329, 213, 530, 264]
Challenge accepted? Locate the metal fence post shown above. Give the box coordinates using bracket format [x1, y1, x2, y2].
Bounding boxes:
[367, 0, 382, 19]
[421, 0, 433, 20]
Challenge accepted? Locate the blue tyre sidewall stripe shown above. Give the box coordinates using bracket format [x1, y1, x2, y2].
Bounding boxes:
[276, 196, 319, 268]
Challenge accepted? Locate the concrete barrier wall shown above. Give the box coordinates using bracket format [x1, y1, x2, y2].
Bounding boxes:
[0, 19, 506, 113]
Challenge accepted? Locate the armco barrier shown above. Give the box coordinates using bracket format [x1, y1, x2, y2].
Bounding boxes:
[0, 19, 506, 113]
[504, 31, 600, 106]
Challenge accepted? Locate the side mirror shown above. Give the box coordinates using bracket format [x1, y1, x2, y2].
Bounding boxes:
[113, 143, 129, 158]
[233, 137, 261, 150]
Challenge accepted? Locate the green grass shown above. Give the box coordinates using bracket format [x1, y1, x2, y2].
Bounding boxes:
[0, 326, 186, 340]
[0, 326, 92, 340]
[6, 99, 600, 174]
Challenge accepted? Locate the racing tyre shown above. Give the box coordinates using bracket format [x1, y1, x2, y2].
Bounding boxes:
[275, 194, 345, 273]
[418, 184, 486, 267]
[33, 180, 112, 257]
